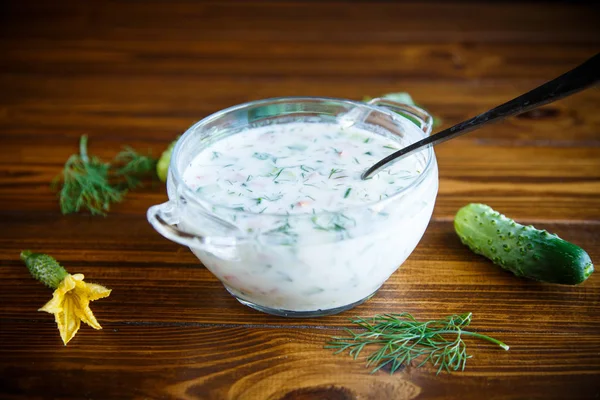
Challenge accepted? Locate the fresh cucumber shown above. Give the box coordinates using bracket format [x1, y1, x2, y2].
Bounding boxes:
[156, 138, 178, 182]
[454, 203, 594, 285]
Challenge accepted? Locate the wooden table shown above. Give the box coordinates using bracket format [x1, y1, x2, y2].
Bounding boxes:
[1, 1, 599, 399]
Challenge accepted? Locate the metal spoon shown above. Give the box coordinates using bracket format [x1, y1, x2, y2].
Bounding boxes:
[362, 52, 600, 180]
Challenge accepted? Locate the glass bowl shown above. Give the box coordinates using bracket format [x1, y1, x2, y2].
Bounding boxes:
[147, 97, 438, 317]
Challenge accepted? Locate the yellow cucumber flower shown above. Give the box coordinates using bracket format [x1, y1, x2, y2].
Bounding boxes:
[21, 251, 111, 345]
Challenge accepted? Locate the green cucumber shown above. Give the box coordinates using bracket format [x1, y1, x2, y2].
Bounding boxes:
[156, 138, 178, 182]
[454, 203, 594, 285]
[21, 250, 68, 289]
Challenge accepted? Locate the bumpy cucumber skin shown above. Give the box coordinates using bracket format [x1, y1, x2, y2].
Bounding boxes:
[20, 250, 68, 289]
[454, 204, 594, 285]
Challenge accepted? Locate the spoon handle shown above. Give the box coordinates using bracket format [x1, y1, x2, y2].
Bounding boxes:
[362, 52, 600, 180]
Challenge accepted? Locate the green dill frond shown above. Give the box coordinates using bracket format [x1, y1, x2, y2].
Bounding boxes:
[52, 135, 157, 216]
[327, 312, 508, 375]
[113, 146, 157, 190]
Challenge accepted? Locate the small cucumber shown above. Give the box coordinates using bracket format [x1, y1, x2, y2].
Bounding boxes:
[156, 138, 178, 183]
[454, 203, 594, 285]
[20, 250, 68, 289]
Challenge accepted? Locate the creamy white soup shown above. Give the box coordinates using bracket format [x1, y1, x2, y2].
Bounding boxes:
[179, 121, 437, 313]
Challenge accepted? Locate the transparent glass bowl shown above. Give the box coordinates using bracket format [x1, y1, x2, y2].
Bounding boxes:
[147, 97, 438, 317]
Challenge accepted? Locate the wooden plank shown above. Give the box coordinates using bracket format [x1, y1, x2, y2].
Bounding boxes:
[1, 1, 598, 44]
[0, 41, 597, 81]
[1, 139, 598, 220]
[2, 219, 598, 332]
[1, 77, 598, 144]
[0, 1, 598, 398]
[0, 322, 598, 399]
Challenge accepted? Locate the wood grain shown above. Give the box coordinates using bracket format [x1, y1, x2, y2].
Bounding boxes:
[0, 1, 599, 399]
[1, 219, 598, 332]
[1, 322, 600, 400]
[1, 1, 598, 44]
[2, 139, 599, 220]
[2, 40, 598, 80]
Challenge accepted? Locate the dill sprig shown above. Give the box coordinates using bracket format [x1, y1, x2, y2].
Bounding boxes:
[113, 146, 157, 190]
[52, 135, 157, 216]
[326, 312, 508, 375]
[52, 135, 123, 215]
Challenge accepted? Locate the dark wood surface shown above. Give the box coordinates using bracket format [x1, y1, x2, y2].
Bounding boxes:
[1, 1, 599, 399]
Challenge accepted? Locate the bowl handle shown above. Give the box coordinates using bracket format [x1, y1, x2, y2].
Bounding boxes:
[367, 98, 433, 135]
[147, 201, 239, 259]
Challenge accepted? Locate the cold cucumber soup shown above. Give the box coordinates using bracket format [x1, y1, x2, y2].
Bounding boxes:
[180, 121, 438, 314]
[183, 122, 421, 214]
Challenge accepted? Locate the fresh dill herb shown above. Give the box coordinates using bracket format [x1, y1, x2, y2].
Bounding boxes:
[263, 193, 284, 202]
[337, 213, 356, 228]
[253, 152, 273, 161]
[326, 312, 508, 375]
[113, 146, 157, 190]
[344, 188, 352, 198]
[109, 147, 157, 190]
[329, 168, 341, 179]
[211, 151, 221, 160]
[364, 151, 373, 156]
[353, 157, 360, 164]
[331, 147, 343, 155]
[272, 167, 285, 181]
[255, 198, 263, 205]
[383, 145, 398, 150]
[364, 138, 371, 143]
[246, 175, 253, 182]
[311, 215, 347, 232]
[300, 165, 314, 172]
[53, 136, 121, 216]
[52, 135, 157, 216]
[305, 195, 316, 201]
[333, 223, 346, 231]
[267, 220, 297, 241]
